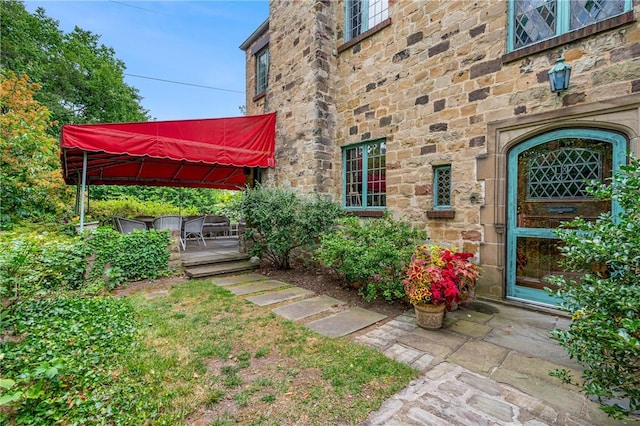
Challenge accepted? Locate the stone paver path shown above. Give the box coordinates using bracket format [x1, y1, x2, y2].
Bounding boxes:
[306, 307, 387, 337]
[245, 286, 313, 306]
[210, 273, 630, 426]
[225, 279, 288, 296]
[272, 295, 345, 321]
[357, 306, 627, 426]
[213, 273, 266, 286]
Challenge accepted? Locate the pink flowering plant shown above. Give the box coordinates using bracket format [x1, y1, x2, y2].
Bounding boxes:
[403, 244, 481, 310]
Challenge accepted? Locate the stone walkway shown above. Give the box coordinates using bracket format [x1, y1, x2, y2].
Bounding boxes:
[210, 273, 631, 426]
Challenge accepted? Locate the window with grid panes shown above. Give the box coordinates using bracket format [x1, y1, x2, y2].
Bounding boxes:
[343, 140, 386, 209]
[508, 0, 632, 51]
[527, 147, 601, 199]
[345, 0, 389, 41]
[255, 46, 269, 95]
[434, 165, 452, 209]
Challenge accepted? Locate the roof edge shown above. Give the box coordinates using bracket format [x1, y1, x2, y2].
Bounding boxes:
[239, 19, 269, 51]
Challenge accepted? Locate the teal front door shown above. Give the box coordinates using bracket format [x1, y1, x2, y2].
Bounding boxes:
[506, 129, 626, 306]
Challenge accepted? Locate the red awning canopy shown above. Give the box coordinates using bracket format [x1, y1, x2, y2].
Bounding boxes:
[60, 113, 276, 190]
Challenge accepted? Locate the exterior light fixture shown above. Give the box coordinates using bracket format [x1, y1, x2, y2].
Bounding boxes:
[548, 56, 572, 95]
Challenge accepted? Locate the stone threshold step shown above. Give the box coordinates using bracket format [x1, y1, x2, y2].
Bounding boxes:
[182, 253, 251, 268]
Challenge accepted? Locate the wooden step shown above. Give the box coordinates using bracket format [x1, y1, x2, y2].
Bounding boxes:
[185, 260, 259, 279]
[182, 252, 251, 268]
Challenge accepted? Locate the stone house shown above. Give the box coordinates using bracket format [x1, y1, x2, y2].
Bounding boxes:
[240, 0, 640, 308]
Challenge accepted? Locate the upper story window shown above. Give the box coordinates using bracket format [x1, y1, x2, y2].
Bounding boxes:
[343, 139, 386, 209]
[508, 0, 632, 52]
[255, 46, 269, 95]
[345, 0, 389, 42]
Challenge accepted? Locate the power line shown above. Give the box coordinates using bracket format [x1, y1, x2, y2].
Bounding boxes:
[124, 73, 245, 94]
[108, 1, 167, 15]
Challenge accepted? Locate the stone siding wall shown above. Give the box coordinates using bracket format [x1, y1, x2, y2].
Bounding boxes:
[246, 0, 338, 195]
[245, 0, 640, 299]
[332, 0, 640, 255]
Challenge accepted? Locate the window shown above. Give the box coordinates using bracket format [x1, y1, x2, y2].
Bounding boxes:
[343, 140, 386, 209]
[255, 46, 269, 95]
[345, 0, 389, 41]
[508, 0, 632, 51]
[526, 146, 602, 199]
[434, 165, 451, 209]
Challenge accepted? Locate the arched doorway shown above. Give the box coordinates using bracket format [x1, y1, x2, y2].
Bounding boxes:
[506, 128, 626, 306]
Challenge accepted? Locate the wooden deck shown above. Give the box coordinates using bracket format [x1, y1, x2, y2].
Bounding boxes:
[180, 236, 258, 278]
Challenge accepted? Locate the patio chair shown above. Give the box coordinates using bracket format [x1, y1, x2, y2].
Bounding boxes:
[183, 216, 207, 247]
[202, 215, 231, 238]
[113, 217, 147, 234]
[152, 215, 184, 249]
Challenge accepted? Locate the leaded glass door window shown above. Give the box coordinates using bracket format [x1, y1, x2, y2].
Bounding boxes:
[507, 129, 625, 306]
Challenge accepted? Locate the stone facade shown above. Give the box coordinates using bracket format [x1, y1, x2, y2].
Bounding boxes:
[242, 0, 640, 303]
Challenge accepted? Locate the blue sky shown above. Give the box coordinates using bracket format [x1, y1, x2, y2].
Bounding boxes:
[24, 1, 269, 121]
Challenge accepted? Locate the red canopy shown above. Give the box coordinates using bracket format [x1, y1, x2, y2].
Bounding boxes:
[60, 113, 276, 190]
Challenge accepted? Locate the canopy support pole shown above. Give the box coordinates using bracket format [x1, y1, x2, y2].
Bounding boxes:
[74, 179, 81, 215]
[78, 152, 88, 232]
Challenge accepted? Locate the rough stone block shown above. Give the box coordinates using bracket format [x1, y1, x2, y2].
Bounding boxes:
[407, 31, 423, 46]
[415, 94, 429, 105]
[467, 394, 515, 423]
[610, 42, 640, 63]
[561, 92, 586, 106]
[428, 40, 450, 57]
[469, 135, 485, 147]
[393, 49, 410, 63]
[470, 57, 502, 79]
[407, 407, 450, 425]
[469, 23, 486, 38]
[468, 87, 490, 102]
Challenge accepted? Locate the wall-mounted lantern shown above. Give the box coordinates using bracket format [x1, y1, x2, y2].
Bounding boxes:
[548, 57, 572, 95]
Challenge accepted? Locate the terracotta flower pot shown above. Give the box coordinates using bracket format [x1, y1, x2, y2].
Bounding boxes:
[413, 302, 446, 330]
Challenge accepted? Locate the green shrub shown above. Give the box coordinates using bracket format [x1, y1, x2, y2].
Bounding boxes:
[239, 185, 343, 269]
[91, 185, 241, 215]
[88, 195, 198, 224]
[0, 232, 88, 302]
[0, 226, 172, 303]
[88, 227, 172, 288]
[0, 296, 164, 425]
[549, 157, 640, 419]
[316, 214, 427, 302]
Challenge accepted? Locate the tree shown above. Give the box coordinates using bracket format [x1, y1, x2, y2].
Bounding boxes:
[549, 157, 640, 419]
[0, 0, 148, 133]
[0, 71, 72, 225]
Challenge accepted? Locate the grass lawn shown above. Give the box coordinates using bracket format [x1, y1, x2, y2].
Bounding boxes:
[127, 279, 418, 424]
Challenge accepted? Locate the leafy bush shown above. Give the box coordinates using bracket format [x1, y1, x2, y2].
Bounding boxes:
[0, 226, 171, 303]
[91, 186, 241, 216]
[0, 232, 88, 303]
[87, 227, 172, 288]
[239, 185, 343, 269]
[316, 214, 427, 302]
[549, 157, 640, 419]
[0, 296, 165, 424]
